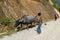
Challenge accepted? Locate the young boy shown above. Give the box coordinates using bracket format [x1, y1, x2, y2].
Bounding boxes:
[37, 13, 42, 34]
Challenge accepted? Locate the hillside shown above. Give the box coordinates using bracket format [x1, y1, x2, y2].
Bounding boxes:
[0, 0, 57, 22]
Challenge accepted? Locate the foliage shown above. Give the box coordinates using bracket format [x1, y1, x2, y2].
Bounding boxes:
[53, 4, 60, 12]
[2, 17, 10, 26]
[52, 0, 60, 12]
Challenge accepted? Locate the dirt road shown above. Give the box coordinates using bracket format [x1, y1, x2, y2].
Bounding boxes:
[0, 18, 60, 40]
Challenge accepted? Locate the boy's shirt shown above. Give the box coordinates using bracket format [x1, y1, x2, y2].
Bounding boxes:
[35, 15, 42, 23]
[37, 16, 42, 23]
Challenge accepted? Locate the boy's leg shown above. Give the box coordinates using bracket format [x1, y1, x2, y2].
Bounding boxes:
[37, 22, 42, 34]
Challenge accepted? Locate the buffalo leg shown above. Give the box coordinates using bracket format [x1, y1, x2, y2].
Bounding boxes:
[26, 24, 29, 29]
[20, 24, 23, 30]
[17, 24, 22, 31]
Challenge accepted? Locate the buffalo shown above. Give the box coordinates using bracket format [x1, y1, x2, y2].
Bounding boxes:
[14, 15, 37, 31]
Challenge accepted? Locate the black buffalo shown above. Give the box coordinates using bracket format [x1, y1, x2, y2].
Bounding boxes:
[14, 15, 37, 31]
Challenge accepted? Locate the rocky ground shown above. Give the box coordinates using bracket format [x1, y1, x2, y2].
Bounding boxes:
[0, 18, 60, 40]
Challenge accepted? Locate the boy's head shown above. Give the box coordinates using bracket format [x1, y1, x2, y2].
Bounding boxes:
[38, 12, 41, 16]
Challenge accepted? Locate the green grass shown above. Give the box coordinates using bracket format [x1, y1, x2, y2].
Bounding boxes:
[0, 17, 16, 36]
[2, 17, 10, 26]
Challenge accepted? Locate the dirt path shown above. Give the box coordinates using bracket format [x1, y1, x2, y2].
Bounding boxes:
[0, 19, 60, 40]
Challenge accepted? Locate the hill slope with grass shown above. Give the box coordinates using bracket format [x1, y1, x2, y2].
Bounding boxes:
[0, 0, 57, 22]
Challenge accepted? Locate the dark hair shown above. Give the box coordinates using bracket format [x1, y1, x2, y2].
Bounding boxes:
[38, 13, 41, 16]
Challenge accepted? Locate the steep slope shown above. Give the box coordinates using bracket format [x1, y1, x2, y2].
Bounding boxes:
[0, 0, 57, 22]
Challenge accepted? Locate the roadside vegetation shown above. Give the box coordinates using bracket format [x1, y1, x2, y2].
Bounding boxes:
[0, 17, 15, 36]
[52, 0, 60, 12]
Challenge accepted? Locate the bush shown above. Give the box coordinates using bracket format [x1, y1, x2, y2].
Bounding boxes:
[56, 8, 60, 12]
[2, 17, 10, 26]
[53, 4, 60, 12]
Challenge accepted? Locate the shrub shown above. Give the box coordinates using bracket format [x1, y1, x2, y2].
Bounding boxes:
[53, 4, 60, 12]
[2, 17, 10, 26]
